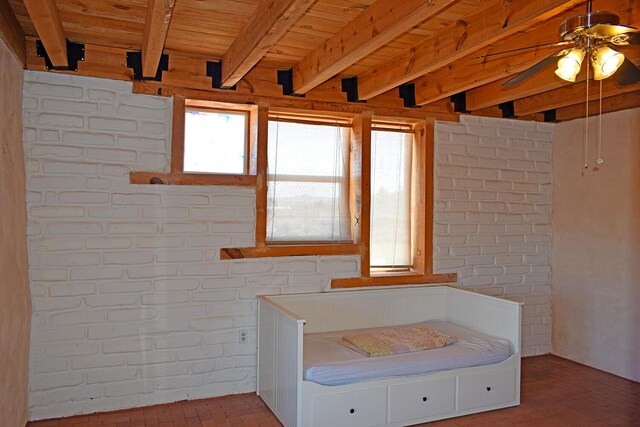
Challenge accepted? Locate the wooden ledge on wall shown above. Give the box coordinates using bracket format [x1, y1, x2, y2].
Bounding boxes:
[220, 244, 363, 259]
[331, 273, 457, 289]
[130, 171, 257, 186]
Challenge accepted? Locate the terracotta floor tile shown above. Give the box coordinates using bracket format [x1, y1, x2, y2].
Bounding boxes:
[27, 355, 640, 427]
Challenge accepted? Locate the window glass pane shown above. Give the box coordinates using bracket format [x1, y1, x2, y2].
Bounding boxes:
[184, 109, 246, 174]
[267, 121, 351, 242]
[370, 130, 412, 267]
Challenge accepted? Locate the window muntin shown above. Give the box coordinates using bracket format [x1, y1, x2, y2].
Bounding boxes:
[267, 119, 351, 243]
[370, 129, 412, 268]
[184, 108, 248, 174]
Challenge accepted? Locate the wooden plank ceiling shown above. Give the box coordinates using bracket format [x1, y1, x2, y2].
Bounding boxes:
[3, 0, 640, 121]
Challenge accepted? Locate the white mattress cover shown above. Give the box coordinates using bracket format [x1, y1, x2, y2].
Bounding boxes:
[303, 320, 512, 386]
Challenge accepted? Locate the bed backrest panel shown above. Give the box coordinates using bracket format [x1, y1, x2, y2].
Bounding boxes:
[265, 287, 448, 333]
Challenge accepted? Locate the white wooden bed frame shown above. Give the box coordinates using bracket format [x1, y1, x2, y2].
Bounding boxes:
[257, 285, 522, 427]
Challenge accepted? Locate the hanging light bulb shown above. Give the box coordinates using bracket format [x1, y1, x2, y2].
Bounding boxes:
[555, 48, 586, 82]
[592, 46, 625, 80]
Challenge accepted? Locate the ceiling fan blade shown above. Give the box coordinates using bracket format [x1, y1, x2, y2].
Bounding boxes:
[624, 32, 640, 45]
[613, 58, 640, 86]
[585, 23, 637, 37]
[470, 41, 573, 60]
[610, 31, 640, 46]
[501, 49, 569, 88]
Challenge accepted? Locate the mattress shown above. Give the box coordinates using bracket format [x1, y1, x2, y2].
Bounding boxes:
[303, 320, 512, 386]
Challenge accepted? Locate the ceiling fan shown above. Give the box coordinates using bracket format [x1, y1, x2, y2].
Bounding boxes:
[476, 0, 640, 87]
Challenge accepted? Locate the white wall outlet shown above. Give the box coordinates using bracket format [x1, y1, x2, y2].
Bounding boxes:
[239, 329, 248, 343]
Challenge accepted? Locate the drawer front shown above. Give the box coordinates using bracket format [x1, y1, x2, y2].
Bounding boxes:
[389, 376, 455, 423]
[312, 387, 387, 427]
[457, 367, 516, 411]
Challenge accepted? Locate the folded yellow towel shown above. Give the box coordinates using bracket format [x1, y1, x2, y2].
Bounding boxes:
[341, 326, 456, 357]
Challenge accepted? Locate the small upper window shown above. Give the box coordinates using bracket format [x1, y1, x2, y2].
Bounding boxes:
[184, 108, 248, 174]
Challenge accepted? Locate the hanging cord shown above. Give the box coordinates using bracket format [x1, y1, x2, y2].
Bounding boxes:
[596, 79, 604, 166]
[583, 49, 590, 171]
[268, 119, 280, 242]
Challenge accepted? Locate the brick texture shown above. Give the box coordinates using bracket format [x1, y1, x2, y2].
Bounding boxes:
[434, 116, 554, 357]
[23, 72, 360, 420]
[24, 72, 553, 420]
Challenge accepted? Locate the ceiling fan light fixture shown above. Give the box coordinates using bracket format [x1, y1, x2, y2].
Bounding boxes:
[555, 48, 585, 82]
[592, 46, 625, 80]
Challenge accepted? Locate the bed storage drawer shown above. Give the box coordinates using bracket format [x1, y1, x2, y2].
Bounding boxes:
[310, 387, 387, 427]
[388, 376, 455, 423]
[456, 366, 516, 411]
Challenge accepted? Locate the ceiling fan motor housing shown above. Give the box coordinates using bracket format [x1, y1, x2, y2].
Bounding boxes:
[560, 11, 626, 41]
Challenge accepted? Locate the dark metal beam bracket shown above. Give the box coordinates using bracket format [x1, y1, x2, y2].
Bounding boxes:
[450, 92, 470, 113]
[36, 40, 85, 72]
[341, 77, 366, 103]
[499, 101, 516, 119]
[206, 61, 237, 90]
[277, 69, 305, 97]
[544, 109, 558, 123]
[399, 83, 418, 108]
[126, 51, 169, 82]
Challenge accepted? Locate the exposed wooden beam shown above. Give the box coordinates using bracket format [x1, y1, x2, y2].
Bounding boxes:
[141, 0, 176, 77]
[466, 4, 640, 111]
[23, 0, 67, 66]
[514, 77, 640, 116]
[221, 0, 316, 88]
[467, 53, 640, 112]
[411, 0, 628, 107]
[0, 0, 25, 65]
[555, 90, 640, 121]
[291, 0, 458, 95]
[25, 39, 457, 120]
[356, 0, 582, 100]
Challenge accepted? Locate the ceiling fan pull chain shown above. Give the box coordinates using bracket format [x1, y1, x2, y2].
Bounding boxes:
[596, 79, 604, 166]
[583, 56, 590, 171]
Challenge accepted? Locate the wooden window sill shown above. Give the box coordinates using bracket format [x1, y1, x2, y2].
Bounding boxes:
[220, 244, 363, 259]
[130, 172, 257, 186]
[331, 272, 457, 288]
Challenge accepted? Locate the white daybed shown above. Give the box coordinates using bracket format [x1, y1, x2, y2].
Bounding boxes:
[257, 285, 522, 427]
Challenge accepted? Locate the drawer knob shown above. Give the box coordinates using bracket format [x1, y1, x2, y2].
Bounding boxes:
[349, 408, 355, 414]
[486, 386, 492, 391]
[422, 396, 428, 402]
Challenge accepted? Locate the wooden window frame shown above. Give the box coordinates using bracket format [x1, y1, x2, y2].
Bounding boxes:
[368, 125, 415, 272]
[130, 96, 258, 186]
[331, 117, 456, 288]
[130, 94, 454, 286]
[265, 112, 353, 245]
[221, 106, 363, 259]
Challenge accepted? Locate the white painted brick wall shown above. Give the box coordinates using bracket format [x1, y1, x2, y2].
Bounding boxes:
[23, 72, 360, 420]
[24, 72, 554, 420]
[434, 115, 554, 357]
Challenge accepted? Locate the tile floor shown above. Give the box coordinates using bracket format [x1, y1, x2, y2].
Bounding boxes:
[27, 355, 640, 426]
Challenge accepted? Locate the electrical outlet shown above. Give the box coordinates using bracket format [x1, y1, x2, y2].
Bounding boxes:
[239, 329, 248, 343]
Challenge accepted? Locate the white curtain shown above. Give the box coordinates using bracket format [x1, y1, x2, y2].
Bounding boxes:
[267, 120, 351, 243]
[370, 130, 412, 267]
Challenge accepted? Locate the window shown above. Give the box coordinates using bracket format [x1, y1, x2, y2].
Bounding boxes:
[370, 129, 412, 269]
[184, 108, 248, 174]
[129, 97, 257, 187]
[266, 117, 351, 244]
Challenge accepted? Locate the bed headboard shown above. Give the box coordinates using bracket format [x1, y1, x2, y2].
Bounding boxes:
[260, 286, 448, 333]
